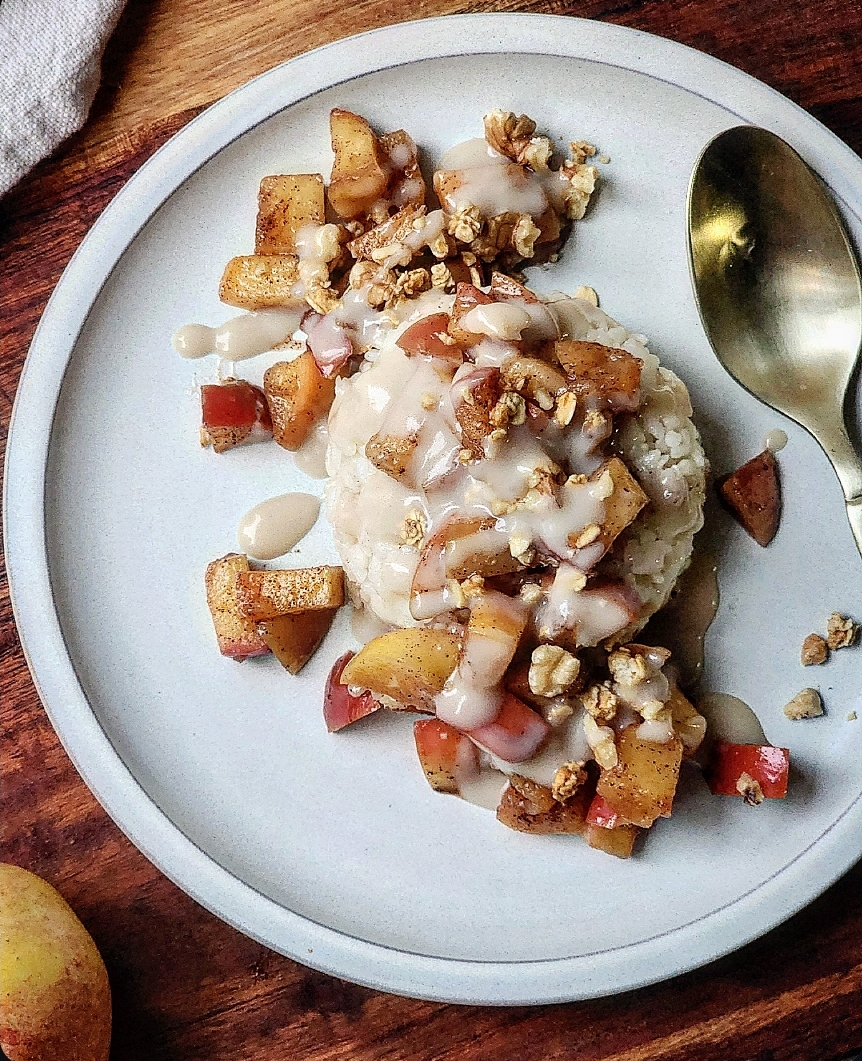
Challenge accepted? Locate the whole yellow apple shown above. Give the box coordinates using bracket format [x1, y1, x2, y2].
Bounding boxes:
[0, 863, 111, 1061]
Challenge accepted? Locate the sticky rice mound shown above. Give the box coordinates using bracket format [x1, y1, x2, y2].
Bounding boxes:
[325, 291, 707, 636]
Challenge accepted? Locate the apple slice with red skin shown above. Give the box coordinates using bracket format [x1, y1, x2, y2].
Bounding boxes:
[717, 449, 781, 547]
[414, 718, 478, 794]
[201, 381, 272, 452]
[323, 652, 381, 732]
[468, 692, 551, 763]
[396, 313, 462, 363]
[706, 741, 790, 799]
[585, 793, 628, 829]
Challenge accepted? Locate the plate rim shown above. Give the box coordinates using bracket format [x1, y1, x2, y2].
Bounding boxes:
[5, 12, 862, 1005]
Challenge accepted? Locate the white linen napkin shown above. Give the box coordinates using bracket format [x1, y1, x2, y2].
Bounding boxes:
[0, 0, 127, 195]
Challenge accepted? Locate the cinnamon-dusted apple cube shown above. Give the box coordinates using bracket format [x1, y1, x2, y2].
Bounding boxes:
[396, 313, 461, 363]
[200, 380, 272, 453]
[218, 255, 301, 309]
[328, 108, 390, 220]
[379, 129, 426, 210]
[596, 725, 683, 828]
[255, 174, 325, 255]
[347, 203, 426, 261]
[414, 718, 478, 794]
[339, 628, 460, 711]
[264, 353, 337, 450]
[584, 821, 638, 858]
[452, 366, 501, 459]
[236, 565, 345, 622]
[489, 272, 540, 303]
[718, 449, 781, 547]
[259, 608, 337, 674]
[364, 432, 418, 483]
[205, 554, 270, 661]
[553, 339, 642, 412]
[496, 777, 590, 834]
[579, 457, 648, 555]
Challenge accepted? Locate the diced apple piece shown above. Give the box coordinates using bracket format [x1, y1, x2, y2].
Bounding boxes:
[448, 283, 496, 347]
[259, 608, 337, 674]
[364, 432, 418, 483]
[581, 457, 649, 555]
[452, 366, 501, 459]
[340, 628, 461, 711]
[668, 685, 707, 757]
[584, 821, 638, 858]
[235, 566, 344, 622]
[255, 174, 326, 255]
[328, 108, 390, 220]
[379, 130, 426, 210]
[324, 652, 381, 732]
[264, 353, 336, 451]
[718, 449, 781, 547]
[706, 741, 790, 799]
[595, 725, 683, 828]
[499, 356, 567, 407]
[496, 779, 590, 834]
[218, 255, 301, 309]
[469, 692, 551, 762]
[204, 554, 270, 660]
[489, 272, 540, 303]
[200, 380, 272, 453]
[396, 313, 461, 362]
[553, 339, 642, 412]
[585, 792, 626, 829]
[347, 203, 425, 261]
[414, 718, 478, 794]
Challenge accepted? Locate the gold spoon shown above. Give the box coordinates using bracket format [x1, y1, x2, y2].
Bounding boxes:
[688, 125, 862, 557]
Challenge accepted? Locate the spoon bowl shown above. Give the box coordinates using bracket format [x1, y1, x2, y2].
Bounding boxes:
[688, 125, 862, 554]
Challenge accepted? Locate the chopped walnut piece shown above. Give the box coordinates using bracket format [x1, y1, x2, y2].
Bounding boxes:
[568, 141, 597, 166]
[736, 772, 764, 806]
[801, 633, 828, 666]
[483, 110, 553, 171]
[394, 267, 430, 298]
[783, 688, 824, 720]
[520, 582, 544, 605]
[607, 646, 650, 687]
[551, 761, 588, 803]
[512, 214, 541, 258]
[826, 612, 859, 650]
[304, 283, 341, 315]
[529, 645, 581, 698]
[582, 682, 619, 722]
[448, 204, 483, 243]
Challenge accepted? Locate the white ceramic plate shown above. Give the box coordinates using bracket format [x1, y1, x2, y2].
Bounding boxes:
[6, 15, 862, 1004]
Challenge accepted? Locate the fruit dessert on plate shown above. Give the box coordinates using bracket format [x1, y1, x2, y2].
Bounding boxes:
[176, 108, 791, 858]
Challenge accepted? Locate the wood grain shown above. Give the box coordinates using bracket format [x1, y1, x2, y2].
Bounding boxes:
[2, 1, 862, 1058]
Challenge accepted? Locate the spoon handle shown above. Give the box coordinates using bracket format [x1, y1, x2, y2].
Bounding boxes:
[820, 419, 862, 560]
[848, 499, 862, 560]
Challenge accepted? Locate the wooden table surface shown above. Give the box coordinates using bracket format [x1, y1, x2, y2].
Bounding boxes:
[2, 1, 862, 1057]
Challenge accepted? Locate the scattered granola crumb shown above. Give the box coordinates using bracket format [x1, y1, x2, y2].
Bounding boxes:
[826, 612, 859, 651]
[551, 761, 588, 803]
[801, 633, 828, 666]
[783, 687, 824, 720]
[736, 772, 764, 806]
[573, 285, 599, 306]
[847, 711, 858, 722]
